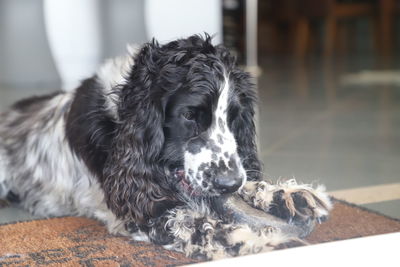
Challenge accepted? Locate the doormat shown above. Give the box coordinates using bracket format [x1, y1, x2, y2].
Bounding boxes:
[1, 200, 399, 266]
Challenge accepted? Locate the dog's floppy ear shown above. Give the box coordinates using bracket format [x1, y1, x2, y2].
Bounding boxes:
[66, 78, 116, 179]
[102, 42, 176, 223]
[229, 69, 263, 181]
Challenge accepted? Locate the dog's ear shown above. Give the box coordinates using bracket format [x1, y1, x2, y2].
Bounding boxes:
[229, 69, 263, 181]
[102, 42, 176, 223]
[66, 78, 116, 179]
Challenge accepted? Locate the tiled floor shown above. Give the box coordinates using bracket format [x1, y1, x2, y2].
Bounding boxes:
[257, 55, 400, 218]
[0, 54, 399, 224]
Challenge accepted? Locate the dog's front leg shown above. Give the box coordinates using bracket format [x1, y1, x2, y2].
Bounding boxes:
[157, 206, 295, 260]
[239, 179, 332, 225]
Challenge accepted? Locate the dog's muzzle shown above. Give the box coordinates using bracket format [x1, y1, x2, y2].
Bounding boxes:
[184, 135, 246, 195]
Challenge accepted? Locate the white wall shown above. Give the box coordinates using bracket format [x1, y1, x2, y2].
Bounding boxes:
[101, 0, 148, 58]
[0, 0, 148, 89]
[0, 0, 60, 89]
[145, 0, 222, 44]
[0, 0, 222, 89]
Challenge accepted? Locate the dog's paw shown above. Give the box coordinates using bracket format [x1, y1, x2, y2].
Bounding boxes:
[239, 181, 274, 210]
[240, 180, 332, 225]
[269, 186, 332, 225]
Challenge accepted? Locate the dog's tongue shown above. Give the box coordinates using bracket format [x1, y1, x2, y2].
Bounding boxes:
[180, 177, 192, 192]
[175, 169, 203, 196]
[175, 169, 193, 192]
[176, 169, 185, 179]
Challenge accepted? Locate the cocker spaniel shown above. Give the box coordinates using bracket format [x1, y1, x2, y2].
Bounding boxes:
[0, 35, 331, 259]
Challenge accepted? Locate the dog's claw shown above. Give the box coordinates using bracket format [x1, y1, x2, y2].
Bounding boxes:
[317, 215, 328, 224]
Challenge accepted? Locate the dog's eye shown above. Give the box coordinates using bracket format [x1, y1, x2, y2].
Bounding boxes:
[182, 110, 196, 121]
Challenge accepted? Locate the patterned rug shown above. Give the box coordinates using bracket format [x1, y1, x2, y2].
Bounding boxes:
[1, 200, 399, 267]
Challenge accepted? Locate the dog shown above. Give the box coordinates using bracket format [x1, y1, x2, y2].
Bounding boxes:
[0, 35, 331, 259]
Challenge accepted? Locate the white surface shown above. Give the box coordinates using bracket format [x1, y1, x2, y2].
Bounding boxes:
[245, 0, 258, 69]
[187, 232, 400, 267]
[43, 0, 102, 91]
[329, 183, 400, 205]
[144, 0, 222, 44]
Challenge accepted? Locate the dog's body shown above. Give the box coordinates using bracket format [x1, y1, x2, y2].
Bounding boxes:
[0, 36, 331, 259]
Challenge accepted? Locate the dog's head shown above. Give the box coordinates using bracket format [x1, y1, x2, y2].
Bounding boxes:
[164, 60, 248, 197]
[67, 35, 261, 223]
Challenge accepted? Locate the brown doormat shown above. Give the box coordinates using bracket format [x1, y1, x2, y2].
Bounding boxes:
[0, 200, 399, 267]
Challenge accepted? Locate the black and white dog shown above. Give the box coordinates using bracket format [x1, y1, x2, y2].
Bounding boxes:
[0, 35, 331, 259]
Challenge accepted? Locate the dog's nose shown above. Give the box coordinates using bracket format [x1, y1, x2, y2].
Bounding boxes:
[212, 175, 242, 194]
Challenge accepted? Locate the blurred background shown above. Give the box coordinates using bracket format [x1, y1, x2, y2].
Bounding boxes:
[0, 0, 399, 221]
